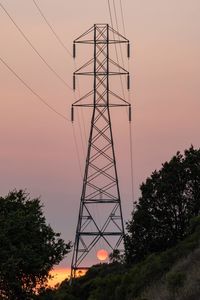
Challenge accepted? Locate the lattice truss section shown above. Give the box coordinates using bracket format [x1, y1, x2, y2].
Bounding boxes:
[71, 24, 131, 277]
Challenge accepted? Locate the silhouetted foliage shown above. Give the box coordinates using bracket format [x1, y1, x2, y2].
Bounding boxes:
[37, 217, 200, 300]
[125, 146, 200, 263]
[0, 190, 71, 300]
[109, 249, 123, 263]
[36, 147, 200, 300]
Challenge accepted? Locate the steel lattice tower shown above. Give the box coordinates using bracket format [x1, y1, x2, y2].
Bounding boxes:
[71, 24, 131, 278]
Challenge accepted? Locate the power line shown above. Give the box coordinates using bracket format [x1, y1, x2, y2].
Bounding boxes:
[72, 125, 83, 177]
[107, 0, 114, 28]
[107, 0, 135, 204]
[0, 56, 69, 121]
[32, 0, 72, 57]
[112, 0, 125, 67]
[108, 0, 126, 104]
[112, 0, 126, 102]
[119, 0, 126, 36]
[112, 0, 130, 106]
[117, 0, 135, 205]
[0, 2, 72, 90]
[32, 0, 87, 157]
[128, 122, 135, 204]
[0, 55, 85, 178]
[31, 0, 86, 175]
[1, 2, 84, 179]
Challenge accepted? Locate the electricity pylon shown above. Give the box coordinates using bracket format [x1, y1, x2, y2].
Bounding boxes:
[71, 23, 131, 278]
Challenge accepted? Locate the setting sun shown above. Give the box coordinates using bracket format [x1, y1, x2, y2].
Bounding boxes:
[96, 249, 108, 261]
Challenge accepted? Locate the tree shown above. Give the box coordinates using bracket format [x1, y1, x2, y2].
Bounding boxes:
[0, 190, 71, 299]
[109, 250, 123, 263]
[125, 146, 200, 264]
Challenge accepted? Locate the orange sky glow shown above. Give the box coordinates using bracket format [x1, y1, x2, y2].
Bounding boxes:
[48, 268, 70, 287]
[48, 268, 87, 287]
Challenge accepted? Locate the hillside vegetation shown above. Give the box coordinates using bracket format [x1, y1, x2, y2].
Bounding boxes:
[38, 147, 200, 300]
[38, 216, 200, 300]
[1, 147, 200, 299]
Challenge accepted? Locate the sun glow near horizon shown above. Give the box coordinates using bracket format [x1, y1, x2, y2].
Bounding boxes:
[48, 267, 87, 287]
[48, 268, 70, 287]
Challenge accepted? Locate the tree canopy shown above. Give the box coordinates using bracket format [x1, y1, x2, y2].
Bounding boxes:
[0, 190, 71, 299]
[125, 146, 200, 263]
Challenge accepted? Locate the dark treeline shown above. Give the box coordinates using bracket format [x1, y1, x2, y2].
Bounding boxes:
[38, 217, 200, 300]
[1, 146, 200, 299]
[0, 190, 71, 300]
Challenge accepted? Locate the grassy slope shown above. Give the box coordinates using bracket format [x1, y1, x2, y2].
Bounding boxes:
[142, 246, 200, 300]
[39, 217, 200, 300]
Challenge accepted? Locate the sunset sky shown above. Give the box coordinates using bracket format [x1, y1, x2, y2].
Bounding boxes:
[1, 0, 200, 281]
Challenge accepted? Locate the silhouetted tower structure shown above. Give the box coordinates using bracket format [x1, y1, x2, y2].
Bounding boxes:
[71, 24, 131, 278]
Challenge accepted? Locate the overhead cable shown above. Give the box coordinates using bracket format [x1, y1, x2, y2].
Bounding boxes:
[32, 0, 87, 155]
[0, 56, 69, 121]
[32, 0, 72, 57]
[118, 0, 135, 204]
[0, 2, 85, 177]
[119, 0, 126, 36]
[107, 0, 114, 29]
[108, 0, 126, 100]
[0, 2, 72, 90]
[107, 0, 135, 204]
[32, 0, 86, 173]
[112, 0, 125, 67]
[0, 55, 85, 177]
